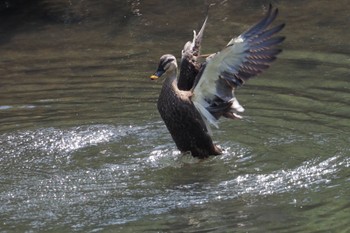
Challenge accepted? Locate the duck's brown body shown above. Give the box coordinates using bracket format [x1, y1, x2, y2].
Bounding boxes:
[157, 70, 221, 158]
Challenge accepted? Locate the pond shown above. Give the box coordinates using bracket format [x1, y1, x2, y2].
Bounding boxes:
[0, 0, 349, 232]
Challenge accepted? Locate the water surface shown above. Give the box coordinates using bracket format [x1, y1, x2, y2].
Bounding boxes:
[0, 0, 349, 232]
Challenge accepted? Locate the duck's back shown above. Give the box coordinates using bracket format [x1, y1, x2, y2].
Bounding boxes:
[157, 77, 221, 158]
[177, 55, 200, 91]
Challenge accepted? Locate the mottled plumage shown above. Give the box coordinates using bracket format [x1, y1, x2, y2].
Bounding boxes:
[177, 17, 207, 91]
[150, 5, 285, 158]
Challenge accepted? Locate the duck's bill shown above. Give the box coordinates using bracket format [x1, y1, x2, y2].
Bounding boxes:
[150, 68, 165, 80]
[150, 75, 159, 80]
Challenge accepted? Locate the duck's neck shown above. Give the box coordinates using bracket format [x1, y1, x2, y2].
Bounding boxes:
[162, 63, 179, 93]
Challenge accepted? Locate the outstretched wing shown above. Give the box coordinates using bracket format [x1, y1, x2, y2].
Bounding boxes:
[178, 16, 208, 90]
[181, 16, 208, 58]
[192, 4, 285, 128]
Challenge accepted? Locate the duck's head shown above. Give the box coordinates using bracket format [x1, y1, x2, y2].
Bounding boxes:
[150, 54, 177, 80]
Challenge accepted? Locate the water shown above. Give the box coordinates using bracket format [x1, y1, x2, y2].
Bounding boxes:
[1, 0, 349, 232]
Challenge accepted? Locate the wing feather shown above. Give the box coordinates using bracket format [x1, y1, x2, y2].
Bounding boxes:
[178, 16, 208, 90]
[192, 4, 285, 127]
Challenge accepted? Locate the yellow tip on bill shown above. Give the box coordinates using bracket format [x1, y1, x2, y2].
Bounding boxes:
[150, 75, 159, 80]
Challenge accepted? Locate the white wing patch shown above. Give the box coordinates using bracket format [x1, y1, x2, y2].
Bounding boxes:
[192, 38, 248, 127]
[191, 4, 284, 129]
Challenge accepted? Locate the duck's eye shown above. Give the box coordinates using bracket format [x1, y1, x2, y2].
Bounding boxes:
[162, 58, 174, 69]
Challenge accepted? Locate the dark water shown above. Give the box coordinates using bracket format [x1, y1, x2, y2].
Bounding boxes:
[1, 0, 349, 232]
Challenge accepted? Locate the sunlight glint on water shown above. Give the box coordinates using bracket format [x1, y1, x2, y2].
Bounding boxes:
[0, 0, 349, 232]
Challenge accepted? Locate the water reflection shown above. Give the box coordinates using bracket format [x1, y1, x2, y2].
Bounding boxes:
[0, 0, 350, 232]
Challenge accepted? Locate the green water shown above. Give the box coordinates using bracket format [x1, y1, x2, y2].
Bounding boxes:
[0, 0, 349, 232]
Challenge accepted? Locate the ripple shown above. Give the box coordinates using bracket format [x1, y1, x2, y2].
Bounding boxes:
[0, 124, 131, 157]
[219, 155, 341, 196]
[0, 123, 349, 231]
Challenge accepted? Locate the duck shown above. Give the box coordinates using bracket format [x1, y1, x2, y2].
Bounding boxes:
[150, 4, 285, 158]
